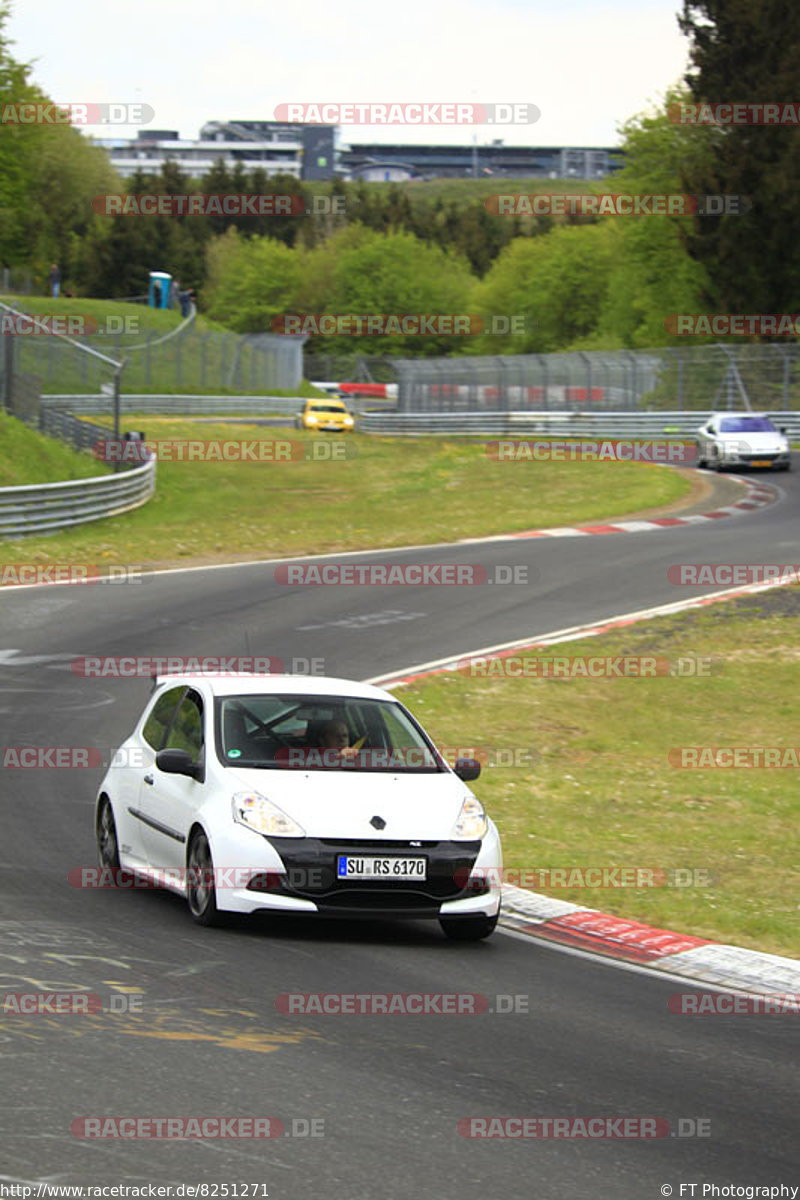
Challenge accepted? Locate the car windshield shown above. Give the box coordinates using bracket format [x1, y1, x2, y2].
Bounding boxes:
[310, 405, 346, 413]
[718, 417, 777, 433]
[215, 693, 443, 772]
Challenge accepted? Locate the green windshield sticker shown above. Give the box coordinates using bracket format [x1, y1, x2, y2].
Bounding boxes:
[228, 748, 242, 758]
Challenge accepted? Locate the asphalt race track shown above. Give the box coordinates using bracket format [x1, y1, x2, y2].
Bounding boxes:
[1, 466, 798, 1198]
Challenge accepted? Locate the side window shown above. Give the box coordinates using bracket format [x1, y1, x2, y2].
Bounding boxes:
[142, 687, 185, 751]
[163, 689, 204, 761]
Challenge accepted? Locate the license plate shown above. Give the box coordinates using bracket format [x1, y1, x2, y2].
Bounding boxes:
[337, 855, 427, 880]
[750, 460, 771, 467]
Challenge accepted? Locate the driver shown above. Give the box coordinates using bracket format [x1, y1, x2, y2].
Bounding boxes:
[318, 718, 364, 760]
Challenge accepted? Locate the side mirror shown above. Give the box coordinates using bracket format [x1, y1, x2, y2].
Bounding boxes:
[780, 427, 787, 435]
[454, 757, 481, 782]
[156, 748, 201, 780]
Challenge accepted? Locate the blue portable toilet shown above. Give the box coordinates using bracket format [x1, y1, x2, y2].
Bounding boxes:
[148, 271, 172, 309]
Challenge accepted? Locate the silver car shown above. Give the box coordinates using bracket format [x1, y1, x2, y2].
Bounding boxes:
[696, 414, 791, 472]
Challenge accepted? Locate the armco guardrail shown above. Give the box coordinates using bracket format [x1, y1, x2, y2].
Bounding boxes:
[42, 393, 306, 415]
[356, 410, 800, 439]
[42, 393, 397, 416]
[40, 408, 114, 454]
[0, 457, 156, 539]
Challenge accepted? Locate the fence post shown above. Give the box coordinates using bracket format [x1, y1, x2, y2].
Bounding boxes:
[2, 333, 12, 409]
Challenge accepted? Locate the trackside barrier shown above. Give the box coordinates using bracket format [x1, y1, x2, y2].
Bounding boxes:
[355, 410, 800, 439]
[0, 457, 156, 539]
[41, 394, 397, 416]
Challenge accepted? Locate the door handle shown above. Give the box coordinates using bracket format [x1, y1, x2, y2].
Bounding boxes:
[144, 774, 154, 786]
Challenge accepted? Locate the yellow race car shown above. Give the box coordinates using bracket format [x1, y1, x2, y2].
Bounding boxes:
[296, 398, 355, 432]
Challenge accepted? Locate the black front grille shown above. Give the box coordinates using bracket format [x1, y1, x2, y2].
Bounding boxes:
[256, 837, 482, 904]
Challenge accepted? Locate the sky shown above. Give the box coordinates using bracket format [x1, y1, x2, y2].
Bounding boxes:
[6, 0, 690, 147]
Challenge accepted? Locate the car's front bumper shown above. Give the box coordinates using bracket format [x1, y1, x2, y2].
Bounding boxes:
[210, 824, 502, 919]
[717, 448, 789, 469]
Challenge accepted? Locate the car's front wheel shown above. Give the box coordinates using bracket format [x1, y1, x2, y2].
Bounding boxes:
[96, 796, 121, 881]
[186, 829, 220, 926]
[440, 911, 499, 942]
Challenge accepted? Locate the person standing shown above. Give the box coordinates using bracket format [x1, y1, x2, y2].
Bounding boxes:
[48, 263, 60, 299]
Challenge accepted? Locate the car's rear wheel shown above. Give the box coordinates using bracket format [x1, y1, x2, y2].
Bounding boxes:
[186, 830, 220, 926]
[440, 911, 499, 942]
[96, 796, 121, 881]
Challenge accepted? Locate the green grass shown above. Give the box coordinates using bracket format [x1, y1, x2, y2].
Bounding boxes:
[0, 418, 689, 566]
[0, 412, 108, 487]
[395, 591, 800, 957]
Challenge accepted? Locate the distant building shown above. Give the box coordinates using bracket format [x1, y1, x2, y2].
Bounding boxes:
[98, 121, 623, 182]
[340, 142, 623, 180]
[348, 160, 420, 182]
[100, 122, 335, 180]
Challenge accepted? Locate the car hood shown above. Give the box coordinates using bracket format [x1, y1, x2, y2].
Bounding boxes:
[715, 430, 787, 451]
[223, 766, 476, 840]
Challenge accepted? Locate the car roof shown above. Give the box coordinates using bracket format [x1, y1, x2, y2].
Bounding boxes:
[708, 412, 774, 422]
[153, 672, 393, 701]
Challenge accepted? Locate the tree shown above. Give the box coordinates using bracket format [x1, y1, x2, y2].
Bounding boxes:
[677, 1, 800, 314]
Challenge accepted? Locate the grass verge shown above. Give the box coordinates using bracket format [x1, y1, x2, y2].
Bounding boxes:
[395, 589, 800, 957]
[0, 418, 690, 566]
[0, 413, 107, 487]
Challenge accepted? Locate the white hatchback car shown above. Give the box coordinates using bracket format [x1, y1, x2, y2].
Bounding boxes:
[95, 674, 503, 940]
[696, 413, 791, 472]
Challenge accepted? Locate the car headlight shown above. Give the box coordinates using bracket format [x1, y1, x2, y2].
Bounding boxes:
[306, 415, 318, 424]
[344, 416, 354, 425]
[232, 791, 305, 838]
[452, 795, 488, 840]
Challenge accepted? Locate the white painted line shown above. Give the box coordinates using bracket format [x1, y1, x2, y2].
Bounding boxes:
[364, 576, 796, 687]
